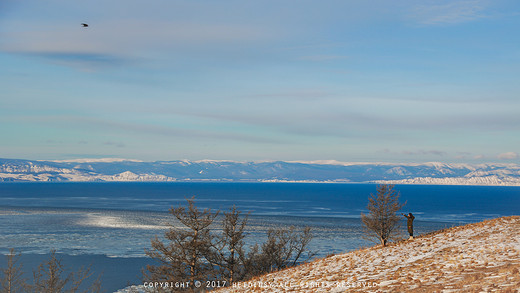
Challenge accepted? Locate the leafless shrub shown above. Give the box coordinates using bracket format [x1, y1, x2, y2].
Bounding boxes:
[250, 226, 315, 274]
[1, 248, 27, 293]
[210, 205, 249, 284]
[145, 197, 218, 288]
[31, 250, 100, 293]
[145, 198, 315, 287]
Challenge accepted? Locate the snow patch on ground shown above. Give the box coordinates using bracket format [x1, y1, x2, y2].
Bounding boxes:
[213, 216, 520, 292]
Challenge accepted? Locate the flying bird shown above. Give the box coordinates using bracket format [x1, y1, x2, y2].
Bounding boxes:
[81, 23, 89, 27]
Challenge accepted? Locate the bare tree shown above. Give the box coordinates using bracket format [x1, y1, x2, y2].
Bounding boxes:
[253, 226, 314, 274]
[238, 244, 260, 280]
[210, 206, 248, 284]
[361, 184, 405, 246]
[31, 250, 99, 293]
[145, 198, 218, 288]
[145, 199, 315, 289]
[1, 248, 27, 293]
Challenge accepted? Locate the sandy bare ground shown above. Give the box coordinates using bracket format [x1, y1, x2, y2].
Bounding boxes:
[219, 216, 520, 292]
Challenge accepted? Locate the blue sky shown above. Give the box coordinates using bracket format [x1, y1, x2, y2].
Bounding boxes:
[1, 0, 519, 163]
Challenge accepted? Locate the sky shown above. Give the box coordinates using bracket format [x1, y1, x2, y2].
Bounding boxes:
[0, 0, 519, 163]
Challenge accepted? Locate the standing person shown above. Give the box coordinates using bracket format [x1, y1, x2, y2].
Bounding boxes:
[402, 213, 415, 239]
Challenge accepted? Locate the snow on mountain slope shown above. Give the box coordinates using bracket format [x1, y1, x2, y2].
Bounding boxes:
[375, 175, 520, 186]
[0, 158, 519, 186]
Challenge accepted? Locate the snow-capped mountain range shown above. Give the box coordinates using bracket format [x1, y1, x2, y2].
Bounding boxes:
[0, 158, 519, 186]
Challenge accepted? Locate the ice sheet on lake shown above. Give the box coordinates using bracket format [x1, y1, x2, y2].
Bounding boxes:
[78, 213, 169, 230]
[0, 207, 454, 259]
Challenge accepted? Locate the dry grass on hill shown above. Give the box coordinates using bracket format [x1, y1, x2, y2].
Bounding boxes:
[219, 216, 520, 292]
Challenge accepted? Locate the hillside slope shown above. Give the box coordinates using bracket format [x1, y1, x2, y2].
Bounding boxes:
[220, 216, 520, 292]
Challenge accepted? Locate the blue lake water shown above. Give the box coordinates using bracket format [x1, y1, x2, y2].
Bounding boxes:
[1, 182, 518, 257]
[1, 182, 518, 291]
[2, 182, 519, 219]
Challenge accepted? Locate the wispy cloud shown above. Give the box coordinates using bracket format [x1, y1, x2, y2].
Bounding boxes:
[410, 0, 490, 25]
[402, 150, 447, 156]
[26, 115, 285, 145]
[2, 0, 518, 162]
[298, 55, 349, 62]
[242, 89, 338, 101]
[20, 52, 131, 71]
[0, 18, 276, 70]
[497, 152, 518, 160]
[104, 141, 126, 148]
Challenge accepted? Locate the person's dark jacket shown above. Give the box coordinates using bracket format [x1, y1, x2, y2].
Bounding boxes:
[404, 213, 415, 235]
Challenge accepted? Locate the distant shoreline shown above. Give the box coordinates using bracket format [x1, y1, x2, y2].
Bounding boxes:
[1, 180, 520, 187]
[2, 158, 519, 186]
